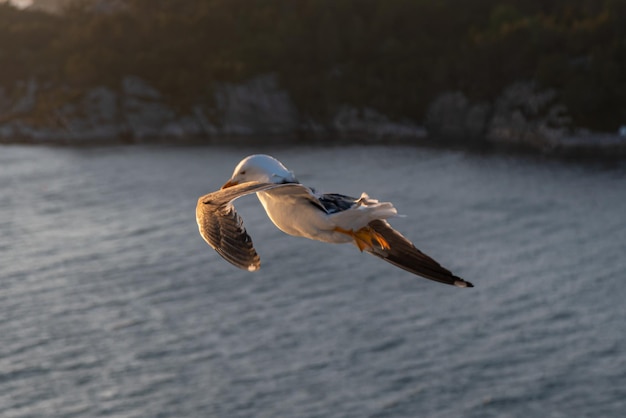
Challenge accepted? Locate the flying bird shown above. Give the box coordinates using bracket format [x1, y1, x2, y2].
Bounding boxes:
[196, 154, 473, 288]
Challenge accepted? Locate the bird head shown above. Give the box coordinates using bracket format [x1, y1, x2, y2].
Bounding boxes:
[221, 154, 298, 189]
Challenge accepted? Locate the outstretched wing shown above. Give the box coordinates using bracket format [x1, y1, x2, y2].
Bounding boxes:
[196, 181, 307, 271]
[365, 220, 473, 287]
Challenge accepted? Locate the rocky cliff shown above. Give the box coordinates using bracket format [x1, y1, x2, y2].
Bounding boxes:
[1, 74, 625, 157]
[0, 74, 426, 145]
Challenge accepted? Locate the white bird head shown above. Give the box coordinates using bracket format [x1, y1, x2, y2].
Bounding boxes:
[221, 154, 298, 189]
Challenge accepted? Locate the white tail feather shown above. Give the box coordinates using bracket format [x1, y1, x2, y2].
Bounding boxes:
[331, 193, 398, 230]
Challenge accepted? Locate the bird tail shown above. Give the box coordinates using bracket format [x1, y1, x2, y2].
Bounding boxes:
[332, 193, 397, 231]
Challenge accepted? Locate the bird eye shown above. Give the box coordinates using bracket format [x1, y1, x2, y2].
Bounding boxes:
[240, 171, 246, 175]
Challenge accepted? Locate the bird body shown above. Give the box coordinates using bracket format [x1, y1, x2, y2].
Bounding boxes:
[257, 187, 331, 240]
[256, 188, 395, 244]
[196, 154, 473, 287]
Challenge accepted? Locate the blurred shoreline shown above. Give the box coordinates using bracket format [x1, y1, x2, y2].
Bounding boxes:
[3, 1, 626, 159]
[1, 75, 625, 159]
[3, 131, 626, 162]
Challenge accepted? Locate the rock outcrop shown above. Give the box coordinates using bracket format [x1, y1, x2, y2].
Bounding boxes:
[0, 74, 426, 144]
[424, 82, 626, 156]
[1, 74, 625, 157]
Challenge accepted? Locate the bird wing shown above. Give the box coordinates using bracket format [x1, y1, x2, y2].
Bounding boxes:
[365, 219, 473, 287]
[196, 181, 309, 271]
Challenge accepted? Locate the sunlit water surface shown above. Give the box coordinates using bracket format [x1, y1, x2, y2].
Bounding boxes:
[1, 145, 625, 417]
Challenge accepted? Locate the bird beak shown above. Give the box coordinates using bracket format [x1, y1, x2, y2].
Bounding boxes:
[221, 179, 238, 189]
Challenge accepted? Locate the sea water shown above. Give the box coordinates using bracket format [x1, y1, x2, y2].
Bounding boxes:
[1, 144, 625, 417]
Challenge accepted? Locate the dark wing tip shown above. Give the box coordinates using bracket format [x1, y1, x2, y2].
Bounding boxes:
[366, 220, 473, 288]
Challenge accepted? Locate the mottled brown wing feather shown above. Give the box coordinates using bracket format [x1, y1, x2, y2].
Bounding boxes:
[196, 181, 307, 271]
[366, 219, 473, 287]
[197, 199, 260, 271]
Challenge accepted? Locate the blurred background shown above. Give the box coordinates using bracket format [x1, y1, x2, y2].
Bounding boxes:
[1, 0, 626, 152]
[1, 1, 626, 417]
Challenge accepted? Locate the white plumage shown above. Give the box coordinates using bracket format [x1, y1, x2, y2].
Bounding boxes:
[196, 154, 473, 287]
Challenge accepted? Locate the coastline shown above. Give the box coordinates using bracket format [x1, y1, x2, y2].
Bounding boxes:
[2, 75, 625, 159]
[2, 131, 625, 162]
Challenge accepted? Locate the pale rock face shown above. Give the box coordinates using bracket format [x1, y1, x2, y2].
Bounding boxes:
[1, 74, 624, 158]
[122, 77, 176, 139]
[58, 87, 119, 140]
[214, 74, 300, 135]
[0, 73, 425, 143]
[425, 82, 571, 149]
[486, 82, 570, 148]
[0, 74, 298, 142]
[425, 91, 490, 142]
[333, 106, 426, 140]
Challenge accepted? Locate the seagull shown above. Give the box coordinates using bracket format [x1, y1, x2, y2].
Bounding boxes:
[196, 154, 473, 288]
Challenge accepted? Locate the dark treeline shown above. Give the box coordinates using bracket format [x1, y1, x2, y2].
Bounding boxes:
[1, 0, 625, 131]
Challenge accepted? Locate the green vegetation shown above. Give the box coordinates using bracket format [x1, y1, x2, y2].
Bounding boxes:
[1, 0, 625, 131]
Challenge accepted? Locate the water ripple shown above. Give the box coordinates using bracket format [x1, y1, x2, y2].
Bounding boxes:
[0, 145, 625, 417]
